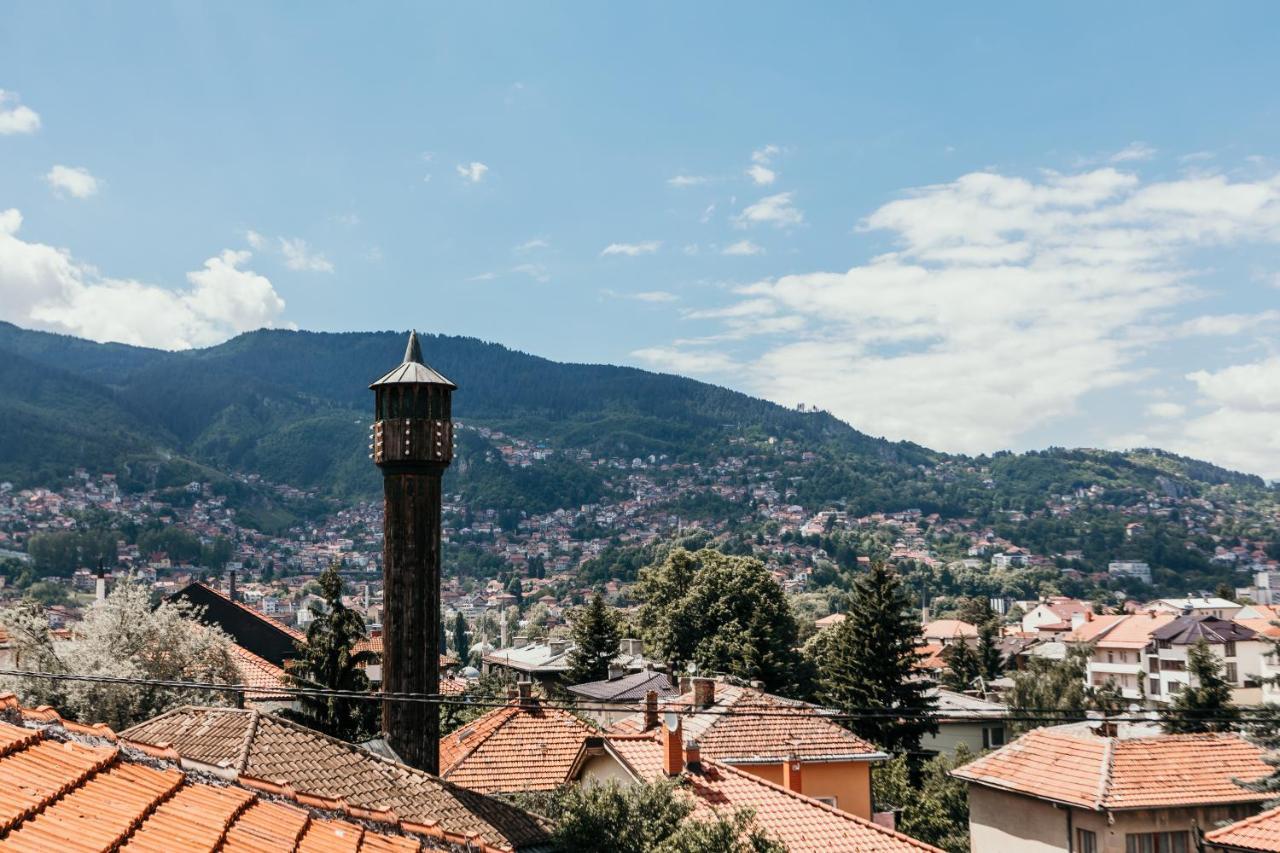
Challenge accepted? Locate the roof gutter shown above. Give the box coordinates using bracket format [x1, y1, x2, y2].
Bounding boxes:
[718, 752, 891, 765]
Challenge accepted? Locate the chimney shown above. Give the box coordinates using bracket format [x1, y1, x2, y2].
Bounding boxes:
[684, 741, 701, 772]
[693, 677, 715, 709]
[643, 689, 660, 731]
[228, 569, 237, 603]
[679, 676, 692, 694]
[513, 635, 529, 649]
[548, 639, 567, 656]
[517, 681, 533, 708]
[782, 754, 803, 794]
[607, 663, 625, 681]
[500, 619, 510, 648]
[662, 712, 683, 777]
[95, 562, 107, 604]
[1071, 612, 1086, 630]
[1085, 610, 1093, 622]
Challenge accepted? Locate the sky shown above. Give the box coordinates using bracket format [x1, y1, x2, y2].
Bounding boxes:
[2, 3, 1279, 479]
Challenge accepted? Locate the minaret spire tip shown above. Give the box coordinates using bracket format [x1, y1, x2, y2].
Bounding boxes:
[404, 330, 424, 365]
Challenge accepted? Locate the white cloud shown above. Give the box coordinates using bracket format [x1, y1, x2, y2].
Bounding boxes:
[515, 238, 550, 251]
[0, 209, 286, 349]
[668, 175, 708, 187]
[734, 192, 803, 228]
[1111, 142, 1157, 163]
[1146, 402, 1186, 419]
[700, 203, 716, 224]
[0, 90, 39, 135]
[468, 272, 497, 282]
[245, 230, 266, 250]
[631, 291, 679, 303]
[512, 263, 550, 282]
[456, 162, 489, 182]
[279, 237, 334, 273]
[44, 165, 99, 199]
[634, 166, 1280, 475]
[723, 239, 764, 256]
[601, 241, 661, 257]
[752, 145, 780, 165]
[746, 165, 776, 186]
[631, 346, 740, 375]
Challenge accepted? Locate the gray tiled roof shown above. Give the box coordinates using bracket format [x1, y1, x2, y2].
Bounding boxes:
[565, 670, 677, 702]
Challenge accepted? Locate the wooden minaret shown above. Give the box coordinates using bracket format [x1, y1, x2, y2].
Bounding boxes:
[370, 330, 455, 772]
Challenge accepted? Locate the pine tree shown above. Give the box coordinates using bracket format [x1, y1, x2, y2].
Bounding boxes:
[1161, 639, 1239, 733]
[941, 640, 979, 692]
[283, 563, 378, 742]
[453, 611, 470, 664]
[508, 576, 524, 610]
[565, 592, 622, 685]
[976, 619, 1004, 681]
[811, 562, 937, 755]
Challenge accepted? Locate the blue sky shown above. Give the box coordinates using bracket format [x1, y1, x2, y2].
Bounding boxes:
[2, 3, 1280, 477]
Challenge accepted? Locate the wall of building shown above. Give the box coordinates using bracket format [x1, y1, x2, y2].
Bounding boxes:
[922, 723, 1001, 755]
[734, 760, 873, 819]
[579, 752, 639, 787]
[968, 786, 1071, 853]
[968, 785, 1261, 853]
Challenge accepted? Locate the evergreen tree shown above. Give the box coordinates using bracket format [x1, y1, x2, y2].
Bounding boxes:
[1161, 639, 1239, 734]
[810, 562, 937, 755]
[283, 563, 378, 742]
[508, 576, 524, 610]
[439, 617, 448, 657]
[453, 611, 470, 663]
[565, 593, 623, 685]
[976, 619, 1005, 681]
[941, 640, 979, 692]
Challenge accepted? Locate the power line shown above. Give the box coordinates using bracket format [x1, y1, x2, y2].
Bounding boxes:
[0, 669, 1273, 727]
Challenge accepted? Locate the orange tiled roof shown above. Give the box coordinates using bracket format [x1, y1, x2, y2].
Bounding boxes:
[608, 683, 886, 763]
[0, 710, 501, 852]
[923, 619, 978, 639]
[120, 705, 550, 850]
[953, 725, 1271, 810]
[1205, 803, 1280, 851]
[438, 698, 597, 794]
[353, 636, 456, 670]
[591, 734, 941, 852]
[228, 642, 289, 697]
[1067, 612, 1176, 649]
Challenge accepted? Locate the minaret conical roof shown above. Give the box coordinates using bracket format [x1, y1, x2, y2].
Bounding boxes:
[369, 330, 457, 389]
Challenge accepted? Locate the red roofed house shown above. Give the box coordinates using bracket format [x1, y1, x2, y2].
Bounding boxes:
[608, 677, 887, 819]
[570, 716, 941, 853]
[952, 722, 1272, 852]
[1206, 804, 1280, 852]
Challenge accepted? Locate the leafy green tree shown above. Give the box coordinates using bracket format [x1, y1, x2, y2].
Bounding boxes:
[1006, 646, 1091, 733]
[976, 620, 1004, 681]
[873, 746, 975, 853]
[1161, 639, 1239, 734]
[637, 548, 807, 694]
[453, 611, 470, 663]
[942, 641, 980, 692]
[566, 593, 622, 685]
[538, 779, 784, 853]
[507, 576, 524, 610]
[809, 562, 937, 755]
[283, 563, 378, 742]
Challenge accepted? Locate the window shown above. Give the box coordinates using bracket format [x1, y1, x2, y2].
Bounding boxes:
[1169, 682, 1183, 694]
[1148, 657, 1159, 674]
[1125, 831, 1189, 853]
[1107, 651, 1115, 663]
[982, 726, 1005, 749]
[1160, 660, 1186, 672]
[1225, 641, 1237, 657]
[1227, 662, 1238, 683]
[1149, 678, 1160, 695]
[1077, 828, 1098, 853]
[814, 796, 837, 807]
[1158, 639, 1172, 650]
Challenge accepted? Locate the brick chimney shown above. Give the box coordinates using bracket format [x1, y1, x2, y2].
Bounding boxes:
[692, 677, 715, 708]
[228, 569, 237, 603]
[662, 712, 683, 777]
[684, 740, 701, 772]
[506, 685, 520, 701]
[518, 680, 533, 708]
[782, 754, 803, 793]
[678, 675, 692, 694]
[643, 690, 659, 731]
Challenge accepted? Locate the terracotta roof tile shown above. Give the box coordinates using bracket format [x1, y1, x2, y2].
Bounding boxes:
[593, 734, 940, 852]
[0, 713, 516, 853]
[608, 683, 885, 763]
[953, 725, 1271, 810]
[228, 642, 289, 697]
[439, 699, 597, 793]
[121, 706, 549, 850]
[1205, 802, 1280, 851]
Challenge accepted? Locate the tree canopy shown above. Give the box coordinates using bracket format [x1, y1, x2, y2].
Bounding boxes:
[808, 562, 937, 755]
[636, 548, 807, 694]
[565, 592, 622, 685]
[1161, 639, 1239, 734]
[283, 563, 378, 742]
